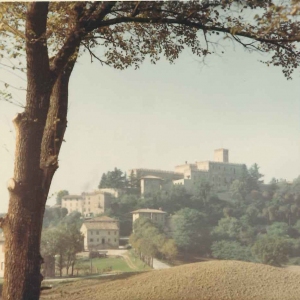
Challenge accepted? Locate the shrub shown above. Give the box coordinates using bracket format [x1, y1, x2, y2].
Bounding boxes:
[252, 235, 291, 266]
[211, 240, 253, 261]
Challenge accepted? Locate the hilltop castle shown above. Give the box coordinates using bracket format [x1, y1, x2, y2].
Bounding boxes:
[129, 149, 246, 195]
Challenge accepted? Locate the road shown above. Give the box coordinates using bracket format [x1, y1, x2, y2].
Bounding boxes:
[152, 258, 170, 270]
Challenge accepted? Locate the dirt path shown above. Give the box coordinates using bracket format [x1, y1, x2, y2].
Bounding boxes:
[120, 253, 138, 271]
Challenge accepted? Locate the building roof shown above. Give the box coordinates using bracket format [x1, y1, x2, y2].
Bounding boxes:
[174, 163, 197, 168]
[82, 216, 119, 230]
[85, 216, 117, 223]
[214, 148, 228, 151]
[82, 190, 112, 197]
[131, 208, 167, 214]
[62, 195, 83, 200]
[196, 160, 245, 166]
[129, 168, 182, 175]
[141, 175, 163, 180]
[82, 222, 119, 230]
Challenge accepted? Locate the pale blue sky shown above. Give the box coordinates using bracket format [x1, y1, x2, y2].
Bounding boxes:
[0, 40, 299, 212]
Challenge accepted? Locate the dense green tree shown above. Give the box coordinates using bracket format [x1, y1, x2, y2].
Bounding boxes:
[98, 168, 126, 189]
[211, 240, 253, 262]
[171, 208, 208, 254]
[230, 180, 249, 204]
[266, 222, 289, 237]
[252, 235, 291, 266]
[43, 206, 68, 228]
[127, 171, 140, 194]
[130, 217, 176, 266]
[41, 223, 83, 277]
[212, 216, 255, 246]
[292, 176, 300, 199]
[107, 194, 141, 236]
[248, 163, 264, 191]
[230, 164, 264, 204]
[212, 217, 243, 241]
[56, 190, 69, 206]
[192, 180, 213, 207]
[160, 239, 178, 262]
[63, 224, 84, 275]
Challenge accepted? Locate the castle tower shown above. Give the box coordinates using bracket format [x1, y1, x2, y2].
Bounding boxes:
[214, 149, 229, 163]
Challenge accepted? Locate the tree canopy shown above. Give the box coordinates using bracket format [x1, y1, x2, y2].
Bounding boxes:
[99, 168, 126, 189]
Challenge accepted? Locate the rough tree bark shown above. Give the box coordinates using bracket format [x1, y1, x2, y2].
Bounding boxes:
[1, 3, 51, 300]
[1, 3, 77, 300]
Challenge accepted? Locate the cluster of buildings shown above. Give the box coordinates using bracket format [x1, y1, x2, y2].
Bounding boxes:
[130, 149, 246, 195]
[62, 149, 245, 216]
[0, 149, 247, 276]
[80, 209, 166, 251]
[62, 149, 246, 251]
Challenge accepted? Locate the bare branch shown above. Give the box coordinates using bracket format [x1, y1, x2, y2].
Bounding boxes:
[82, 43, 110, 66]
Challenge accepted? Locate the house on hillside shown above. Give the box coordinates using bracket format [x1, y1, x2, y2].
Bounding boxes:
[62, 191, 113, 217]
[131, 208, 167, 227]
[80, 216, 119, 251]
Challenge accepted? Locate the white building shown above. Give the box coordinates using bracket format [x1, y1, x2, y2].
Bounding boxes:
[130, 149, 246, 195]
[62, 190, 113, 217]
[131, 208, 167, 226]
[80, 216, 119, 251]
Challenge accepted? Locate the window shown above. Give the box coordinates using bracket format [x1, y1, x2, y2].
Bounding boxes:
[108, 238, 110, 242]
[114, 239, 117, 242]
[97, 238, 99, 242]
[114, 231, 116, 235]
[91, 231, 93, 235]
[108, 231, 110, 235]
[96, 231, 99, 235]
[90, 238, 94, 242]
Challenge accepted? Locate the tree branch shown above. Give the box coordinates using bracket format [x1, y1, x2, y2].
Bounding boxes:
[93, 16, 299, 57]
[83, 43, 110, 66]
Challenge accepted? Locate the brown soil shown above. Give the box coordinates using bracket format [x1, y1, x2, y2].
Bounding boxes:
[41, 260, 300, 300]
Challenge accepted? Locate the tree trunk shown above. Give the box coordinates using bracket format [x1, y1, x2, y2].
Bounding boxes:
[1, 4, 51, 299]
[0, 2, 85, 299]
[71, 261, 75, 276]
[2, 59, 76, 300]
